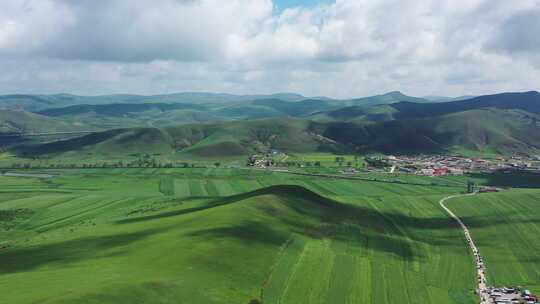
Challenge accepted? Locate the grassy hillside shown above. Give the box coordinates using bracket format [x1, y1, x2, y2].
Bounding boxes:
[34, 99, 336, 128]
[390, 91, 540, 120]
[0, 91, 429, 114]
[344, 91, 430, 107]
[14, 118, 343, 159]
[38, 103, 206, 117]
[11, 107, 540, 159]
[7, 91, 540, 158]
[314, 91, 540, 123]
[0, 95, 55, 112]
[0, 92, 319, 112]
[0, 168, 478, 304]
[320, 108, 540, 155]
[311, 104, 397, 122]
[0, 110, 89, 134]
[252, 99, 337, 116]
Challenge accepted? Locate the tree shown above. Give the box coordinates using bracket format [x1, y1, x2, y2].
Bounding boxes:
[214, 162, 221, 168]
[467, 181, 476, 193]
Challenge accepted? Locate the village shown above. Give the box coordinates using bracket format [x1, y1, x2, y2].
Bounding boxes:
[247, 152, 540, 178]
[484, 287, 538, 304]
[384, 154, 540, 177]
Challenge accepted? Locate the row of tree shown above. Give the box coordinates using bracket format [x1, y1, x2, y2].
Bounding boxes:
[4, 161, 204, 170]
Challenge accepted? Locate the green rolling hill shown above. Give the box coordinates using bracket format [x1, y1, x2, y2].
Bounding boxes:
[5, 91, 540, 158]
[0, 169, 479, 304]
[315, 91, 540, 123]
[344, 91, 430, 107]
[0, 92, 318, 112]
[320, 108, 540, 155]
[37, 103, 206, 117]
[0, 110, 88, 134]
[14, 118, 343, 159]
[11, 109, 540, 158]
[0, 91, 431, 114]
[310, 91, 540, 122]
[390, 91, 540, 119]
[310, 104, 397, 122]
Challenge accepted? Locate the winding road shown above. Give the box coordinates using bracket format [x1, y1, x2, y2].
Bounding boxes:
[439, 193, 491, 304]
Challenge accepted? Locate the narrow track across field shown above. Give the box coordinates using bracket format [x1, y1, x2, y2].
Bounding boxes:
[439, 193, 490, 304]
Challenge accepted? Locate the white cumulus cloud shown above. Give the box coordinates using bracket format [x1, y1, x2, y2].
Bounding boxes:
[0, 0, 539, 97]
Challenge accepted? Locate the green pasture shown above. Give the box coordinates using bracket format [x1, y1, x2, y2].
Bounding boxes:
[0, 168, 537, 303]
[287, 152, 364, 166]
[448, 190, 540, 294]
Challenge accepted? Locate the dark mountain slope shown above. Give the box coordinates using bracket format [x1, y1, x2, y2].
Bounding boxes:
[320, 108, 540, 155]
[391, 91, 540, 119]
[314, 91, 540, 123]
[14, 118, 344, 158]
[14, 108, 540, 158]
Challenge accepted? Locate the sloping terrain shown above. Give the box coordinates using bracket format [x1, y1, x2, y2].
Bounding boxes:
[311, 104, 397, 122]
[251, 99, 337, 116]
[34, 99, 336, 127]
[0, 110, 88, 134]
[11, 107, 540, 158]
[6, 91, 540, 157]
[14, 118, 343, 158]
[0, 169, 477, 304]
[320, 108, 540, 155]
[0, 92, 314, 111]
[345, 91, 429, 106]
[0, 91, 428, 113]
[390, 91, 540, 120]
[38, 103, 206, 117]
[314, 91, 540, 123]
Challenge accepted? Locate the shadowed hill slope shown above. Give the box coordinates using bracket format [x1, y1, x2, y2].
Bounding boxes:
[0, 178, 478, 304]
[11, 107, 540, 157]
[14, 118, 344, 157]
[319, 108, 540, 155]
[314, 91, 540, 123]
[390, 91, 540, 119]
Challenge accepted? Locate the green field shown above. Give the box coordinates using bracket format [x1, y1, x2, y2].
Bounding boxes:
[448, 190, 540, 293]
[0, 168, 538, 303]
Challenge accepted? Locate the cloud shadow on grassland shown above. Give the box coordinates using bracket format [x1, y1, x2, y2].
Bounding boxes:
[113, 185, 537, 261]
[0, 227, 168, 275]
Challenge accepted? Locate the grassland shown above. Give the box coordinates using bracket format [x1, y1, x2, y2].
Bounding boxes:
[448, 190, 540, 293]
[0, 168, 483, 304]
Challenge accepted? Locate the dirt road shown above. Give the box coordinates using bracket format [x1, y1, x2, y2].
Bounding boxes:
[439, 193, 491, 304]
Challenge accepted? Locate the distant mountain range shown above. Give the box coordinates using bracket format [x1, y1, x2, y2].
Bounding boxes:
[0, 91, 432, 112]
[3, 90, 540, 157]
[0, 92, 322, 112]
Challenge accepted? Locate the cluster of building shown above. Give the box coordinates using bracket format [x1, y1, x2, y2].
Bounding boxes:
[247, 155, 275, 168]
[485, 287, 538, 304]
[384, 155, 540, 176]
